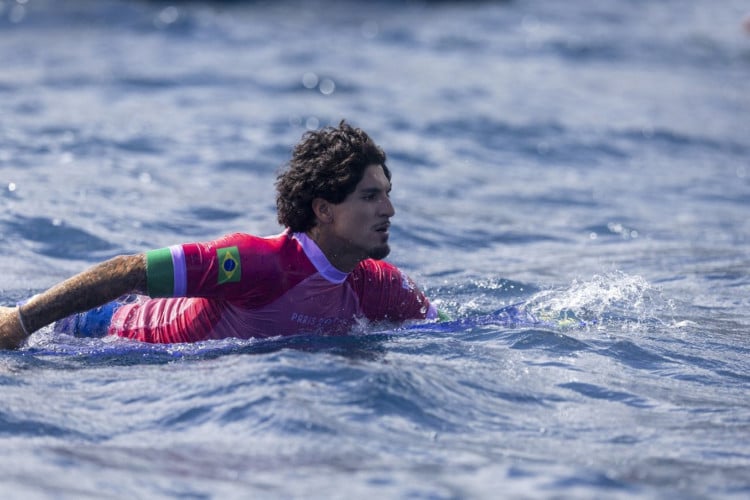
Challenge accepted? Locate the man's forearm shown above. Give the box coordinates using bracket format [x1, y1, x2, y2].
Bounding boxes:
[18, 254, 147, 334]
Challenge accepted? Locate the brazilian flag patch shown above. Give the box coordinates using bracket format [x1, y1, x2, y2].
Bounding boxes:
[217, 246, 241, 284]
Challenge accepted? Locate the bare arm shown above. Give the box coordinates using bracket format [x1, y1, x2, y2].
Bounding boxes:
[0, 254, 147, 349]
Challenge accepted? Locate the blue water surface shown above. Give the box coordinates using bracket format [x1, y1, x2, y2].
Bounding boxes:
[1, 0, 749, 498]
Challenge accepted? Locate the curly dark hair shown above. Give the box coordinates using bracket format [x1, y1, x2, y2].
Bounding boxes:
[276, 120, 390, 233]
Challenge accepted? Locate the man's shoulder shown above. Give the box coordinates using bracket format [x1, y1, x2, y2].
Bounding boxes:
[354, 258, 399, 273]
[215, 231, 292, 251]
[351, 259, 407, 285]
[221, 230, 312, 273]
[350, 259, 431, 321]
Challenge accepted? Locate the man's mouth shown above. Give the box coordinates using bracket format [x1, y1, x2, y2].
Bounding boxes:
[374, 222, 390, 234]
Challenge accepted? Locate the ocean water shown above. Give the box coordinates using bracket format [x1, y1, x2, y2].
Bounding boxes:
[1, 0, 749, 498]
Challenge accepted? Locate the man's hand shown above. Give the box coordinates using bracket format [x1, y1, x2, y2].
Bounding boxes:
[0, 306, 29, 350]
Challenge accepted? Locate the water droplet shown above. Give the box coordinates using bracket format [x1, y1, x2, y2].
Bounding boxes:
[589, 232, 598, 240]
[305, 117, 320, 130]
[302, 72, 319, 89]
[319, 78, 336, 95]
[158, 6, 179, 25]
[8, 182, 17, 192]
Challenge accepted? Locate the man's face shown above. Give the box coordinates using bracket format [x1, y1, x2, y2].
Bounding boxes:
[325, 164, 395, 268]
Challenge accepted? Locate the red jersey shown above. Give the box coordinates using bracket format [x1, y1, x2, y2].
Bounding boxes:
[109, 231, 436, 343]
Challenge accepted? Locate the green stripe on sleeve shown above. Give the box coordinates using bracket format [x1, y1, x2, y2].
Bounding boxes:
[146, 247, 175, 297]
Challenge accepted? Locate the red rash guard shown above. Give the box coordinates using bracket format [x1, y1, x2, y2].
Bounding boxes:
[108, 231, 436, 343]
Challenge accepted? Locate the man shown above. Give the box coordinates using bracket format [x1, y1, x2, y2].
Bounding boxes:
[0, 121, 437, 349]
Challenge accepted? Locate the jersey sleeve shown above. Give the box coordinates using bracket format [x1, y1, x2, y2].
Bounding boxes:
[351, 259, 437, 322]
[144, 232, 312, 305]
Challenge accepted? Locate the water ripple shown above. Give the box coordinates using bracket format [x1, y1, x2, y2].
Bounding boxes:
[558, 382, 653, 408]
[3, 215, 115, 260]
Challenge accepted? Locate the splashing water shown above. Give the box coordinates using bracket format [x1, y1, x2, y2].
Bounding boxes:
[525, 271, 674, 330]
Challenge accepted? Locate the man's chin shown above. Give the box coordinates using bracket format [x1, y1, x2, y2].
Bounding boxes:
[368, 244, 391, 261]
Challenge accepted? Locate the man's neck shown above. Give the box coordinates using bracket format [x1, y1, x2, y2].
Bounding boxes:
[305, 229, 360, 273]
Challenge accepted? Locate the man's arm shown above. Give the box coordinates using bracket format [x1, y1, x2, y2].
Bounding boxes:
[0, 254, 147, 349]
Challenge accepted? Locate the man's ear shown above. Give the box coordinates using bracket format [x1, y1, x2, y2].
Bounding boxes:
[311, 198, 334, 224]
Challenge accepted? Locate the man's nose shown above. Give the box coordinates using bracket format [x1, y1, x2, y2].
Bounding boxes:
[381, 196, 395, 217]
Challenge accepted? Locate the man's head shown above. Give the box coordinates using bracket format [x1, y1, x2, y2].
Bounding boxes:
[276, 120, 390, 233]
[276, 121, 395, 271]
